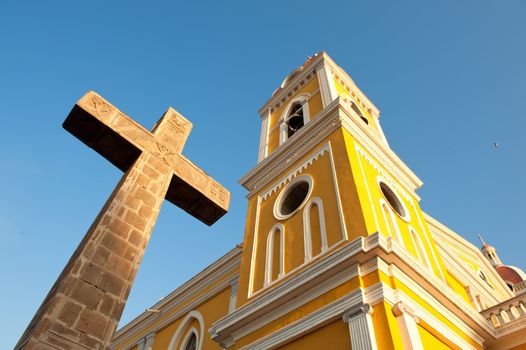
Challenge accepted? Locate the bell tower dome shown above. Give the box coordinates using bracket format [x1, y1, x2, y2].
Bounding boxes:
[478, 234, 502, 267]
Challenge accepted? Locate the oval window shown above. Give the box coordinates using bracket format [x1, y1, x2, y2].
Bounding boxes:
[275, 178, 311, 218]
[379, 181, 407, 219]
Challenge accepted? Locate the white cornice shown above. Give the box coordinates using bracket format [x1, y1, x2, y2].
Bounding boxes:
[232, 266, 360, 342]
[210, 233, 501, 348]
[240, 98, 423, 200]
[240, 99, 341, 195]
[209, 238, 365, 345]
[238, 290, 365, 350]
[217, 256, 488, 350]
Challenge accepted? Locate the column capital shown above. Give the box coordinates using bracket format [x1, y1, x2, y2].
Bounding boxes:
[144, 331, 155, 350]
[343, 303, 374, 322]
[136, 339, 146, 350]
[392, 302, 419, 322]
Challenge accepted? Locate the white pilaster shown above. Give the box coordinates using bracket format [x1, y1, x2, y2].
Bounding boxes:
[258, 110, 271, 162]
[228, 277, 239, 313]
[144, 332, 155, 350]
[316, 62, 338, 108]
[342, 304, 378, 350]
[392, 302, 424, 350]
[136, 338, 145, 350]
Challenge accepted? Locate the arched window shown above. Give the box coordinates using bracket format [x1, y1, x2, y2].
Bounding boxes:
[167, 311, 204, 350]
[378, 180, 409, 221]
[409, 227, 431, 269]
[351, 102, 369, 125]
[182, 332, 197, 350]
[380, 199, 404, 246]
[265, 224, 284, 285]
[279, 97, 310, 144]
[287, 103, 304, 138]
[303, 197, 328, 261]
[478, 269, 494, 289]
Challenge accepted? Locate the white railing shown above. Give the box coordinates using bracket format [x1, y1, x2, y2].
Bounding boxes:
[514, 280, 526, 294]
[482, 294, 526, 328]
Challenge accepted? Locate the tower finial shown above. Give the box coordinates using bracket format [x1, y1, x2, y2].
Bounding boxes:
[478, 234, 486, 246]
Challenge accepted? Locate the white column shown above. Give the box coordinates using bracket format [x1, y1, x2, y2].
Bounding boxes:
[228, 277, 239, 314]
[316, 62, 338, 108]
[392, 302, 423, 350]
[144, 332, 155, 350]
[136, 338, 145, 350]
[258, 110, 271, 162]
[343, 304, 378, 350]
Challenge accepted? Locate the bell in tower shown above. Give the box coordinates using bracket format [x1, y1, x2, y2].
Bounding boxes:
[286, 103, 305, 137]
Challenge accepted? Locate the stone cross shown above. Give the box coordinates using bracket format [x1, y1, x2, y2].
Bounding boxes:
[16, 91, 230, 350]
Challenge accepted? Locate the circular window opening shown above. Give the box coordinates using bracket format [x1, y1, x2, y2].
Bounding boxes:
[280, 181, 310, 216]
[379, 182, 406, 218]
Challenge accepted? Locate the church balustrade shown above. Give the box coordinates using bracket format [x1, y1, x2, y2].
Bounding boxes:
[482, 294, 526, 327]
[514, 280, 526, 294]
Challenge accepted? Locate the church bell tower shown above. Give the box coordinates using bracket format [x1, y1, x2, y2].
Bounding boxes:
[234, 52, 449, 303]
[211, 52, 460, 350]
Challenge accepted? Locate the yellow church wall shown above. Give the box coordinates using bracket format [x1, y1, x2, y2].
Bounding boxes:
[244, 130, 368, 296]
[341, 129, 450, 283]
[233, 276, 361, 348]
[372, 301, 404, 350]
[266, 76, 323, 156]
[249, 150, 343, 292]
[236, 197, 259, 307]
[275, 319, 351, 350]
[145, 287, 231, 350]
[417, 323, 457, 350]
[444, 269, 473, 305]
[329, 130, 369, 243]
[112, 267, 237, 350]
[361, 270, 394, 290]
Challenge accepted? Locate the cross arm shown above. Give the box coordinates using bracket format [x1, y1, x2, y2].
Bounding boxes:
[62, 91, 162, 172]
[168, 154, 230, 225]
[63, 91, 229, 225]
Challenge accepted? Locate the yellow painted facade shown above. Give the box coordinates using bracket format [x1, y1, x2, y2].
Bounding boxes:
[112, 52, 526, 350]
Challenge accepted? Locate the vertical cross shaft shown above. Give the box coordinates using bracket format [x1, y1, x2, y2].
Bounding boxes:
[16, 92, 229, 350]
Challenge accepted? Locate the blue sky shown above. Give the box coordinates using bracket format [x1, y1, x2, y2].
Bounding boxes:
[1, 0, 525, 348]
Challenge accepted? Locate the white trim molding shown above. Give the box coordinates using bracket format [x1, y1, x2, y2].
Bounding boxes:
[258, 109, 271, 162]
[303, 197, 328, 261]
[316, 61, 338, 108]
[265, 224, 285, 286]
[228, 276, 239, 314]
[211, 234, 493, 350]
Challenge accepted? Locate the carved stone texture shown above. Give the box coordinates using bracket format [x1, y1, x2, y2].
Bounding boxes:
[15, 91, 229, 350]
